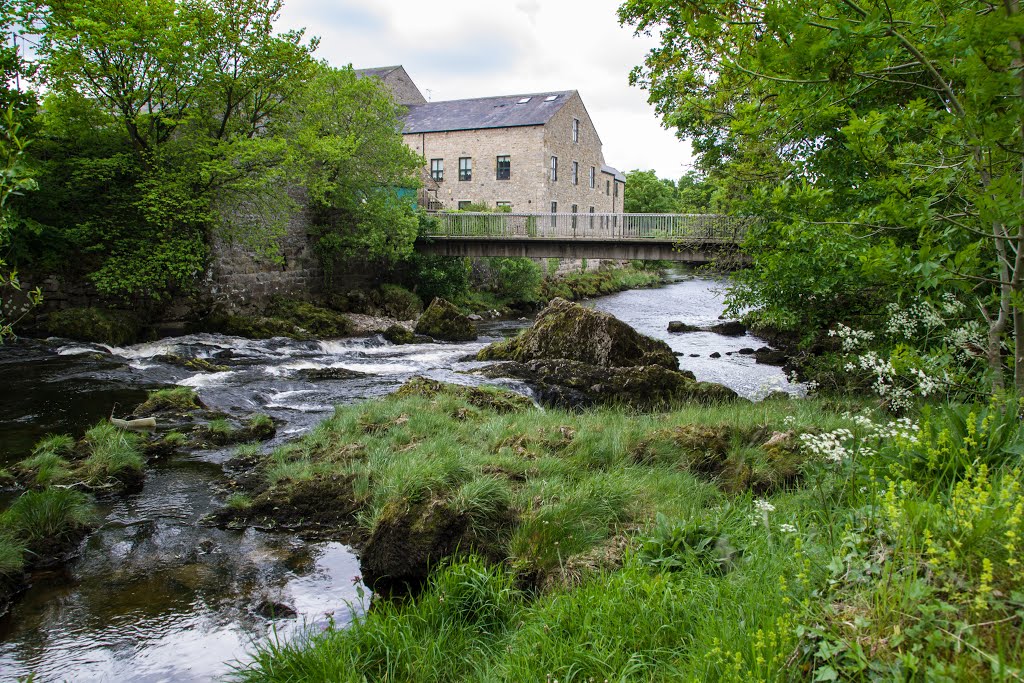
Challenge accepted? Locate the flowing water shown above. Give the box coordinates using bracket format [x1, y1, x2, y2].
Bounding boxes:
[0, 276, 800, 682]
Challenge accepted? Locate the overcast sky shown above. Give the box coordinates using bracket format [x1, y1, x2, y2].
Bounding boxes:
[275, 0, 695, 180]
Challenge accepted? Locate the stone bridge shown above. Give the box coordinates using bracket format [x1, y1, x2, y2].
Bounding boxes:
[414, 212, 752, 263]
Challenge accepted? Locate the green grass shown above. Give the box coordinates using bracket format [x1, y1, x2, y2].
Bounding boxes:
[136, 386, 201, 413]
[207, 418, 234, 436]
[81, 421, 144, 486]
[0, 534, 24, 578]
[32, 433, 75, 457]
[225, 493, 253, 511]
[17, 451, 74, 486]
[0, 488, 96, 545]
[230, 386, 1024, 682]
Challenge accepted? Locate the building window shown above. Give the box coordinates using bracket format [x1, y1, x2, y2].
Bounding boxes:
[571, 203, 578, 230]
[550, 201, 557, 227]
[496, 155, 510, 180]
[430, 158, 443, 182]
[606, 180, 610, 195]
[614, 182, 619, 197]
[458, 200, 472, 210]
[589, 206, 595, 227]
[550, 156, 558, 182]
[572, 162, 579, 186]
[496, 201, 511, 210]
[459, 157, 472, 181]
[572, 118, 579, 143]
[589, 166, 595, 189]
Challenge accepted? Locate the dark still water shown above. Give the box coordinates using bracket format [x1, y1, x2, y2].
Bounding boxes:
[0, 277, 800, 682]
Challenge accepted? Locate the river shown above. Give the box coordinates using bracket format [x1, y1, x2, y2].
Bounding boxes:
[0, 276, 800, 682]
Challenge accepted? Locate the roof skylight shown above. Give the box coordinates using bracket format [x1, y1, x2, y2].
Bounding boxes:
[517, 97, 532, 104]
[544, 95, 558, 102]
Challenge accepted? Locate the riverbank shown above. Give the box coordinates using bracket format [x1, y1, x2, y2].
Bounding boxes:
[35, 263, 668, 347]
[231, 386, 1024, 682]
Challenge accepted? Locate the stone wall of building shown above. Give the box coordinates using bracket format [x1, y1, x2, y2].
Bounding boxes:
[402, 92, 618, 214]
[542, 93, 616, 214]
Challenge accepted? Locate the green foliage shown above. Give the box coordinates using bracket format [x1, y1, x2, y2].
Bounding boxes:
[486, 257, 542, 303]
[14, 0, 329, 300]
[620, 0, 1024, 390]
[0, 107, 42, 341]
[297, 65, 422, 269]
[623, 169, 678, 213]
[638, 512, 738, 575]
[45, 307, 141, 346]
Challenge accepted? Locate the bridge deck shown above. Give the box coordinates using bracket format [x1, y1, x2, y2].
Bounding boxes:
[423, 211, 751, 242]
[416, 212, 750, 263]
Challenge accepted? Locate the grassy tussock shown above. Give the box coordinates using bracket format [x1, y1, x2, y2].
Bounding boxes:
[81, 421, 144, 485]
[0, 488, 96, 546]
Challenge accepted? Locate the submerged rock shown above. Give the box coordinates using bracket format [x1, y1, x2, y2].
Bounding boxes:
[382, 324, 416, 345]
[478, 298, 677, 370]
[754, 347, 788, 366]
[255, 600, 297, 619]
[709, 321, 747, 337]
[667, 320, 702, 333]
[414, 298, 477, 342]
[295, 367, 370, 381]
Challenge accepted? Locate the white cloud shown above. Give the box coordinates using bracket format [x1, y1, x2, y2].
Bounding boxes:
[277, 0, 695, 179]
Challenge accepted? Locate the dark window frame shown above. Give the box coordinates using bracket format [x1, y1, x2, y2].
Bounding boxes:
[572, 161, 579, 186]
[572, 118, 579, 143]
[458, 157, 472, 182]
[496, 155, 511, 181]
[550, 156, 558, 182]
[430, 158, 444, 182]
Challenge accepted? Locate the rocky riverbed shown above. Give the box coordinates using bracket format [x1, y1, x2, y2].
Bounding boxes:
[0, 277, 802, 682]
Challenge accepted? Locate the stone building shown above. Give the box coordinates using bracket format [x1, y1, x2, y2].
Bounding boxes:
[356, 66, 626, 214]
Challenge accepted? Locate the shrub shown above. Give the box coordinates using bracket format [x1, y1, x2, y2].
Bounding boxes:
[489, 258, 542, 303]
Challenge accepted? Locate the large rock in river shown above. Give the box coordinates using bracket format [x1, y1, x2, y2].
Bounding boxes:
[475, 298, 740, 409]
[414, 298, 477, 342]
[476, 359, 738, 410]
[478, 298, 678, 369]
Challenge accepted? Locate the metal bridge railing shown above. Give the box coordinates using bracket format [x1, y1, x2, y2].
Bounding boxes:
[424, 212, 751, 241]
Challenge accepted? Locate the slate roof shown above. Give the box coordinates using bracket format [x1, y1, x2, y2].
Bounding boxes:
[354, 65, 403, 80]
[402, 91, 576, 134]
[601, 165, 626, 183]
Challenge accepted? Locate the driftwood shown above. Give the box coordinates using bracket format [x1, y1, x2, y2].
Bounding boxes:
[110, 416, 157, 431]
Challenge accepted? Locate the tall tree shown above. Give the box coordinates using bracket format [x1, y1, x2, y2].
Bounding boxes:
[624, 169, 678, 213]
[620, 0, 1024, 391]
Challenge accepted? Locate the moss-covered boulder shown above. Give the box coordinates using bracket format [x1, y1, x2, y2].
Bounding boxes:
[414, 298, 477, 342]
[359, 496, 514, 591]
[476, 359, 738, 410]
[213, 300, 352, 340]
[46, 308, 142, 346]
[478, 298, 677, 370]
[392, 376, 534, 413]
[667, 321, 701, 333]
[382, 324, 416, 345]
